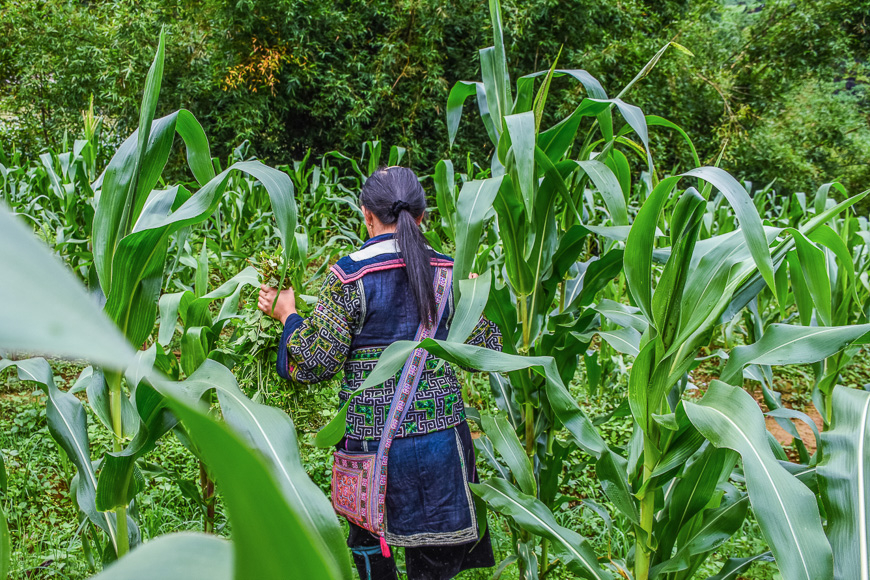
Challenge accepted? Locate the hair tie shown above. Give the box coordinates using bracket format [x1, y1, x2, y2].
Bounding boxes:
[390, 200, 411, 215]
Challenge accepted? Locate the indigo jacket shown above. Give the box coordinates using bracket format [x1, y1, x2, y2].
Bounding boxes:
[277, 233, 502, 440]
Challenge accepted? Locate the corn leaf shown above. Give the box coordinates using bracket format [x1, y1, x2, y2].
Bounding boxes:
[818, 385, 870, 580]
[684, 381, 833, 580]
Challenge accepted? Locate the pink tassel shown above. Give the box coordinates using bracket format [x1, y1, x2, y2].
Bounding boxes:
[379, 536, 391, 558]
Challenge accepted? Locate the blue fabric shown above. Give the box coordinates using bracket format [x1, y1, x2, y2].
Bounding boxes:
[352, 267, 451, 350]
[343, 422, 494, 579]
[351, 545, 385, 580]
[385, 426, 472, 536]
[276, 313, 304, 380]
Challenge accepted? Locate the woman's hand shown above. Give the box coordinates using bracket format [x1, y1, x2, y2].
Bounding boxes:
[258, 284, 297, 324]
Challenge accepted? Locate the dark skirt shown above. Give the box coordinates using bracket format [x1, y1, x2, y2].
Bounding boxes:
[340, 421, 495, 580]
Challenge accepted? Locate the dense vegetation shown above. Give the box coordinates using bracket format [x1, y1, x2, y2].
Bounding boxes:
[2, 0, 869, 192]
[2, 1, 870, 580]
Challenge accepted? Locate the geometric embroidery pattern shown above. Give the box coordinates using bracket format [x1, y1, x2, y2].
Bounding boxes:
[285, 257, 502, 441]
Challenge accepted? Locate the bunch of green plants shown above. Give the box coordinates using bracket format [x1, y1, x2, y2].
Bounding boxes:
[1, 29, 361, 580]
[341, 2, 870, 580]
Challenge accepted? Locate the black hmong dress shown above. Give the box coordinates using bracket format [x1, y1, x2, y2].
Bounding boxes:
[276, 233, 502, 580]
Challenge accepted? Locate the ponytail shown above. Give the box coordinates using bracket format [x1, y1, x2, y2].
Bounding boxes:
[395, 208, 436, 324]
[359, 167, 436, 325]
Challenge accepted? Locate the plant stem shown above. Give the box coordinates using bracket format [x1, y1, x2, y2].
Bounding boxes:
[200, 461, 215, 533]
[106, 370, 129, 557]
[540, 538, 549, 576]
[525, 400, 535, 456]
[519, 295, 531, 354]
[635, 440, 658, 580]
[115, 506, 129, 557]
[107, 371, 123, 453]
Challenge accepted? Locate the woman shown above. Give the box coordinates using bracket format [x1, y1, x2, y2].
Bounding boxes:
[258, 166, 502, 580]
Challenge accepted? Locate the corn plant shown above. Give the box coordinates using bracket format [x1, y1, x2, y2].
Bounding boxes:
[409, 2, 870, 579]
[0, 203, 352, 579]
[0, 28, 310, 563]
[1, 103, 101, 279]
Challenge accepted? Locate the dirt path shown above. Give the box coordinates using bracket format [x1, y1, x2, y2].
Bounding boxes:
[750, 387, 824, 453]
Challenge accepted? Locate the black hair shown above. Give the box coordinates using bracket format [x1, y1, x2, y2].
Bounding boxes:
[359, 166, 436, 326]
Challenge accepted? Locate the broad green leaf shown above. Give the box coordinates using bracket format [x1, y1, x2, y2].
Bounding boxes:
[789, 229, 832, 325]
[720, 323, 870, 385]
[646, 115, 700, 167]
[538, 99, 610, 162]
[318, 340, 605, 456]
[474, 435, 511, 480]
[447, 81, 496, 147]
[453, 177, 504, 285]
[721, 190, 868, 324]
[433, 159, 456, 240]
[486, 0, 511, 122]
[489, 373, 521, 428]
[564, 251, 624, 312]
[174, 361, 352, 578]
[667, 445, 734, 527]
[594, 299, 648, 333]
[480, 47, 506, 141]
[813, 182, 848, 216]
[153, 378, 344, 579]
[493, 176, 534, 295]
[0, 358, 122, 550]
[484, 282, 519, 354]
[92, 31, 166, 296]
[684, 167, 776, 297]
[576, 160, 628, 226]
[96, 382, 177, 511]
[94, 533, 231, 580]
[0, 208, 135, 369]
[684, 381, 833, 580]
[597, 327, 641, 357]
[180, 326, 210, 376]
[596, 450, 639, 524]
[105, 161, 294, 347]
[504, 112, 536, 216]
[532, 48, 561, 130]
[817, 385, 870, 580]
[471, 479, 612, 580]
[653, 487, 748, 576]
[481, 412, 535, 496]
[448, 270, 492, 344]
[706, 552, 773, 580]
[0, 204, 347, 580]
[651, 187, 705, 347]
[624, 176, 680, 320]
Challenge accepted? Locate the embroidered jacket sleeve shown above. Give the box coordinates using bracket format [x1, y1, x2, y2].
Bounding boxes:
[277, 272, 360, 383]
[455, 316, 503, 373]
[465, 316, 503, 352]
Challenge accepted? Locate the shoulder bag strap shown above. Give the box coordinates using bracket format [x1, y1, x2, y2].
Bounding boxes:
[369, 265, 453, 538]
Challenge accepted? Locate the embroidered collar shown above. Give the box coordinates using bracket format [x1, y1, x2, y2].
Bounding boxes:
[361, 233, 395, 248]
[331, 234, 453, 283]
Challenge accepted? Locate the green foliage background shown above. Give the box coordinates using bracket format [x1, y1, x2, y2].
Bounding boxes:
[1, 0, 869, 192]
